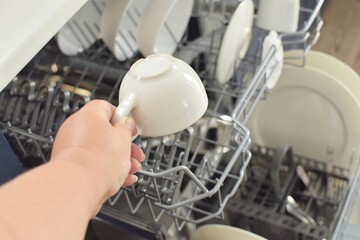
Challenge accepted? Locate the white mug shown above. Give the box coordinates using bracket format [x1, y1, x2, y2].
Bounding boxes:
[111, 54, 208, 137]
[256, 0, 300, 33]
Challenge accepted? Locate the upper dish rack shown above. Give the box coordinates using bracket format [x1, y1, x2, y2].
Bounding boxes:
[280, 0, 324, 65]
[0, 0, 324, 232]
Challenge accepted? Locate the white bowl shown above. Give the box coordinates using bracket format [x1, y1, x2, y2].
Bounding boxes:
[256, 0, 300, 33]
[111, 54, 208, 137]
[56, 0, 106, 55]
[137, 0, 194, 57]
[100, 0, 150, 61]
[191, 224, 267, 240]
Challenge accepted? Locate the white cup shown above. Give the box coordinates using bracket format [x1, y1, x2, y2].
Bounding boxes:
[111, 54, 208, 137]
[256, 0, 300, 33]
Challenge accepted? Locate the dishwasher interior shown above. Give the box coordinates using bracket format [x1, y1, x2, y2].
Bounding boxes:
[0, 0, 359, 239]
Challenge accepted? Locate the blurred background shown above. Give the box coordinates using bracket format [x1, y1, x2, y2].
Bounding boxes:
[314, 0, 360, 73]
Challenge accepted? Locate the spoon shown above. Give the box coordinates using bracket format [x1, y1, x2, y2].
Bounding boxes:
[286, 196, 317, 225]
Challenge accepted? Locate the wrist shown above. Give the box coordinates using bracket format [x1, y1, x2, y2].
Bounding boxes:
[50, 148, 112, 211]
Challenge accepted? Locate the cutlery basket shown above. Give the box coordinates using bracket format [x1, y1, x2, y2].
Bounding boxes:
[227, 144, 359, 240]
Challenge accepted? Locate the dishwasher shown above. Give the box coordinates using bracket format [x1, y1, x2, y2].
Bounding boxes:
[0, 0, 359, 239]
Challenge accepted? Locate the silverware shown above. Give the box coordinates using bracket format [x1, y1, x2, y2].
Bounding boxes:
[10, 80, 37, 124]
[296, 165, 318, 197]
[29, 85, 56, 134]
[285, 196, 317, 225]
[324, 144, 334, 197]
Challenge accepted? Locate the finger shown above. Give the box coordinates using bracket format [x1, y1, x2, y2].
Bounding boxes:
[123, 158, 142, 186]
[132, 126, 138, 137]
[83, 100, 138, 137]
[123, 175, 138, 187]
[131, 143, 145, 162]
[129, 158, 142, 175]
[113, 116, 135, 137]
[81, 99, 116, 121]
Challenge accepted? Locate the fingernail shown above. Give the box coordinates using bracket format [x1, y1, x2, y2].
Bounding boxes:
[137, 161, 142, 170]
[133, 175, 139, 183]
[140, 152, 146, 162]
[120, 117, 135, 132]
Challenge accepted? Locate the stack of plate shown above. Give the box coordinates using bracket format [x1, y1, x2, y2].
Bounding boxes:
[56, 0, 194, 62]
[248, 50, 360, 171]
[56, 0, 107, 56]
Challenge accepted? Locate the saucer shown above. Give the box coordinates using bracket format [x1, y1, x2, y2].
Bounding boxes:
[248, 65, 360, 168]
[137, 0, 194, 57]
[215, 0, 254, 84]
[101, 0, 150, 61]
[56, 0, 106, 55]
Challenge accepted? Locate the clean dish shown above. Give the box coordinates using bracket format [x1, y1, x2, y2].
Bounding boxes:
[285, 50, 360, 97]
[256, 0, 300, 33]
[137, 0, 194, 57]
[248, 65, 360, 168]
[215, 0, 254, 84]
[262, 31, 284, 89]
[56, 0, 107, 55]
[111, 54, 208, 137]
[191, 224, 267, 240]
[100, 0, 150, 61]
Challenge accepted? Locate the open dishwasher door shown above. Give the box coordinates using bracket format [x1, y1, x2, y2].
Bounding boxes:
[0, 0, 87, 91]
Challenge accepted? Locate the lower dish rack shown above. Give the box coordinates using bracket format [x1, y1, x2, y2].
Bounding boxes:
[227, 144, 359, 240]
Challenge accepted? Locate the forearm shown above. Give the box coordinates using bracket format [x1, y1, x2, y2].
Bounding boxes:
[0, 156, 104, 240]
[0, 100, 140, 239]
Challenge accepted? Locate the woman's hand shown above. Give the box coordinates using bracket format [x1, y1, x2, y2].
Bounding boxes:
[51, 100, 144, 207]
[0, 99, 145, 239]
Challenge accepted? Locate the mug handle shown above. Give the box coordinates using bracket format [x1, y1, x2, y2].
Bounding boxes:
[111, 93, 140, 139]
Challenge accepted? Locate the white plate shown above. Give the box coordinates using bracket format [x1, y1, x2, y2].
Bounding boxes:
[100, 0, 150, 61]
[215, 0, 254, 84]
[248, 65, 360, 168]
[56, 0, 107, 55]
[285, 50, 360, 97]
[137, 0, 194, 57]
[262, 31, 284, 89]
[192, 224, 267, 240]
